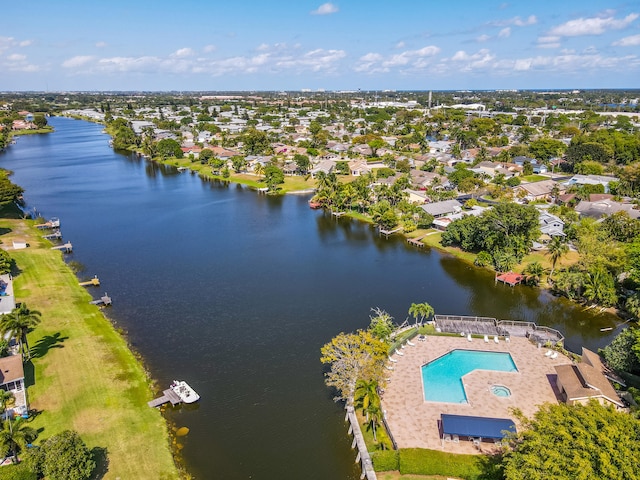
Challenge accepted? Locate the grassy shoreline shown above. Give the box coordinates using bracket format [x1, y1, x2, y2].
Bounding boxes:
[0, 218, 181, 479]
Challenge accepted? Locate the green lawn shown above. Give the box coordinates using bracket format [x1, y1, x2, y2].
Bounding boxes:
[0, 219, 180, 480]
[520, 174, 550, 183]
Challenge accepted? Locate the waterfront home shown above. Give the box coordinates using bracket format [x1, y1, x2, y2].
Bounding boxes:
[574, 198, 640, 220]
[554, 348, 624, 409]
[420, 199, 462, 218]
[0, 354, 27, 418]
[432, 205, 488, 230]
[310, 160, 335, 177]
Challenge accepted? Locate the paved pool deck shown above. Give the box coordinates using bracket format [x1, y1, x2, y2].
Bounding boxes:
[381, 334, 571, 454]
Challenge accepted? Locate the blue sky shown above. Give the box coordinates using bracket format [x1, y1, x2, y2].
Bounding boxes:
[1, 1, 639, 91]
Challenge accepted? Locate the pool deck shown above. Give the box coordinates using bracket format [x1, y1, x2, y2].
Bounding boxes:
[381, 335, 570, 454]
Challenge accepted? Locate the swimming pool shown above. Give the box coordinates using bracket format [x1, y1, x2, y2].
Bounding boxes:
[422, 350, 518, 403]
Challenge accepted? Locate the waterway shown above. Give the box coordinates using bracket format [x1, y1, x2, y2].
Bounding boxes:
[1, 117, 622, 479]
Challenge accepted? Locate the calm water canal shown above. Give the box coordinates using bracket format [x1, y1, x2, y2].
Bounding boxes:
[1, 117, 622, 479]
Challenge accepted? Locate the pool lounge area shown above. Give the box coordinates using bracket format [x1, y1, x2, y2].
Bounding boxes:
[381, 334, 570, 454]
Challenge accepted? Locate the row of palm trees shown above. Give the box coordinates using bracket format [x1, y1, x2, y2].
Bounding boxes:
[0, 303, 41, 359]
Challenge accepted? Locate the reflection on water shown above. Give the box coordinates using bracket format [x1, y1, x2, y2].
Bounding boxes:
[0, 116, 622, 480]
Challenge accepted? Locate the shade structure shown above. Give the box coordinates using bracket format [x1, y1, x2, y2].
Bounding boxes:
[441, 414, 516, 439]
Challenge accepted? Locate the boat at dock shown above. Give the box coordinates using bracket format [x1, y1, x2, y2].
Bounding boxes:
[148, 380, 200, 407]
[171, 380, 200, 403]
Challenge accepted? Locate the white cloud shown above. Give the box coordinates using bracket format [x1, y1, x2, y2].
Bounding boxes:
[311, 3, 338, 15]
[450, 48, 496, 71]
[256, 43, 270, 51]
[7, 54, 25, 61]
[549, 13, 638, 37]
[492, 15, 537, 27]
[499, 27, 511, 38]
[477, 34, 491, 42]
[62, 55, 95, 68]
[395, 41, 405, 49]
[355, 46, 440, 73]
[203, 44, 216, 53]
[95, 41, 108, 48]
[537, 35, 561, 48]
[613, 33, 640, 46]
[0, 36, 17, 54]
[19, 40, 32, 47]
[172, 48, 194, 58]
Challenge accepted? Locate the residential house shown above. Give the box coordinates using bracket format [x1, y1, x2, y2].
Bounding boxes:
[574, 199, 640, 220]
[311, 160, 335, 177]
[432, 205, 488, 230]
[538, 210, 565, 238]
[0, 274, 15, 315]
[554, 348, 624, 409]
[564, 174, 619, 193]
[348, 160, 371, 177]
[405, 189, 429, 204]
[515, 179, 564, 201]
[0, 354, 27, 418]
[409, 170, 450, 190]
[420, 199, 463, 218]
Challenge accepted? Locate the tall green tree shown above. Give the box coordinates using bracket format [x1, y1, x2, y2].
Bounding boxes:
[503, 402, 640, 480]
[320, 330, 388, 404]
[27, 430, 95, 480]
[0, 303, 42, 358]
[408, 302, 434, 325]
[546, 236, 569, 278]
[0, 417, 37, 464]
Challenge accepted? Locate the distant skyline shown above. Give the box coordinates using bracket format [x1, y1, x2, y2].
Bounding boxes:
[2, 1, 639, 91]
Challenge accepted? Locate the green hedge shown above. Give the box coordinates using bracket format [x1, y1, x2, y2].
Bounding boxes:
[399, 448, 487, 480]
[371, 450, 399, 471]
[0, 463, 37, 480]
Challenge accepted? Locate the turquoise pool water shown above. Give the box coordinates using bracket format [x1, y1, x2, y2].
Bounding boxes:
[422, 350, 518, 403]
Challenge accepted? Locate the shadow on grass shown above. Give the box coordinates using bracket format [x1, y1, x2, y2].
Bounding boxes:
[90, 446, 109, 480]
[0, 227, 12, 236]
[24, 360, 35, 388]
[30, 332, 68, 359]
[475, 452, 505, 480]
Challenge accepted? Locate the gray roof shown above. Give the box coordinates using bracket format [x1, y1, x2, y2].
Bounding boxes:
[575, 199, 640, 220]
[421, 199, 462, 217]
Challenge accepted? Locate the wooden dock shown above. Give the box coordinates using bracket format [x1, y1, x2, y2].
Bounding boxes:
[495, 272, 525, 287]
[379, 226, 403, 238]
[36, 218, 60, 229]
[89, 293, 112, 306]
[79, 275, 100, 287]
[407, 235, 427, 248]
[51, 242, 73, 253]
[148, 388, 182, 408]
[42, 230, 62, 240]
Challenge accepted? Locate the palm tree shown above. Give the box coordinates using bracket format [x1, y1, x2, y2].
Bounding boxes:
[524, 261, 546, 286]
[546, 236, 569, 279]
[0, 304, 42, 358]
[408, 302, 435, 326]
[354, 379, 382, 441]
[0, 417, 37, 463]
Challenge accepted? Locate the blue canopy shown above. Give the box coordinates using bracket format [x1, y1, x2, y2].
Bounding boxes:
[441, 414, 516, 439]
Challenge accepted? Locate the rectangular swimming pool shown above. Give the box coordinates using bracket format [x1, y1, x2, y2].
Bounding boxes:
[421, 349, 518, 403]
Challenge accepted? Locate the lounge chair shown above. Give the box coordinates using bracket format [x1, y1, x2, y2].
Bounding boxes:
[505, 336, 510, 343]
[550, 352, 558, 359]
[467, 334, 472, 342]
[544, 350, 553, 357]
[494, 335, 499, 343]
[453, 434, 459, 443]
[444, 434, 452, 442]
[484, 335, 489, 343]
[388, 356, 398, 363]
[385, 365, 394, 371]
[407, 339, 416, 347]
[395, 348, 404, 356]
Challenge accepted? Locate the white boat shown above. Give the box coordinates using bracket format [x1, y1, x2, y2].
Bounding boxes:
[171, 380, 200, 404]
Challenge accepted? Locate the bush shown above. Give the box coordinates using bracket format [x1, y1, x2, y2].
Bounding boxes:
[399, 448, 485, 479]
[0, 462, 37, 480]
[371, 450, 399, 471]
[28, 431, 95, 480]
